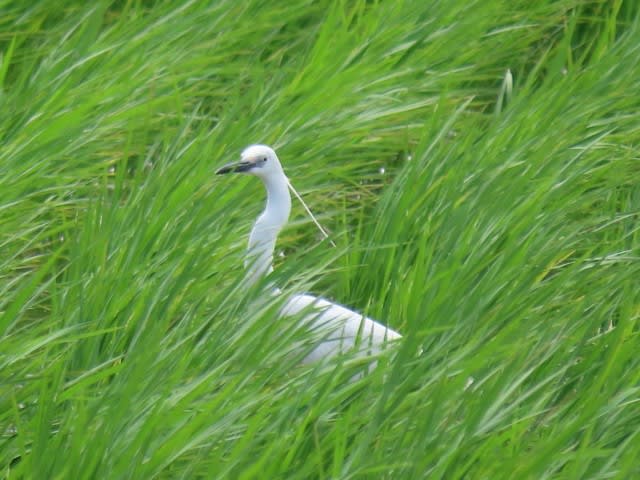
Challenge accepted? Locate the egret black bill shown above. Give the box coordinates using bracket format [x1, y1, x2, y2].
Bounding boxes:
[215, 161, 254, 175]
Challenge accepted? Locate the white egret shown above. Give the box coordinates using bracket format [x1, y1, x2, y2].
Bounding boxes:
[216, 144, 401, 365]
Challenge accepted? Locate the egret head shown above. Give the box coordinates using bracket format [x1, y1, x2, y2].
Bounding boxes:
[216, 144, 284, 181]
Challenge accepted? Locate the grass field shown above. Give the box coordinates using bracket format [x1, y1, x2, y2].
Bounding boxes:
[1, 1, 640, 478]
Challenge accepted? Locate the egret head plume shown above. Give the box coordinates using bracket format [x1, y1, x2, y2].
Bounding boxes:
[216, 144, 335, 247]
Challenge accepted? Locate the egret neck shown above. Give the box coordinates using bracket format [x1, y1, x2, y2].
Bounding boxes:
[245, 170, 291, 286]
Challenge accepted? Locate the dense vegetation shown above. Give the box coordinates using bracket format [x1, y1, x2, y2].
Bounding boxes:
[1, 1, 639, 478]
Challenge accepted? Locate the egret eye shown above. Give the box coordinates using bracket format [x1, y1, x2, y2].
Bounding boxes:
[262, 157, 268, 163]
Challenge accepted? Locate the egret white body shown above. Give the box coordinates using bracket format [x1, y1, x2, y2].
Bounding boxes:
[216, 145, 401, 364]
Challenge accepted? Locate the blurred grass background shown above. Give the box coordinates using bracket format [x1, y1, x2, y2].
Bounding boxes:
[1, 0, 639, 478]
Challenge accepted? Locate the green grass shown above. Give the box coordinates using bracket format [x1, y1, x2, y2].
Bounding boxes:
[1, 0, 639, 478]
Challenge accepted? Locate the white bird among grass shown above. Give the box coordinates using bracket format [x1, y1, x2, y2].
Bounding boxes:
[216, 144, 401, 364]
